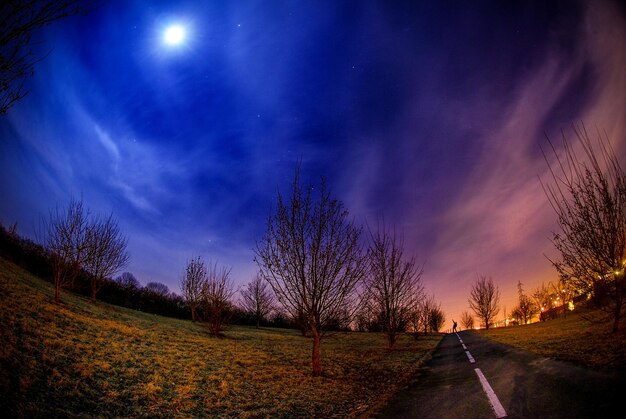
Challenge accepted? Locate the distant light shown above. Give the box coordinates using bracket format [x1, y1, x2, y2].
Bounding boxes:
[164, 25, 185, 45]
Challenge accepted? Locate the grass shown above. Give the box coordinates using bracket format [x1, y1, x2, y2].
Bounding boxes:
[0, 257, 442, 417]
[476, 309, 626, 370]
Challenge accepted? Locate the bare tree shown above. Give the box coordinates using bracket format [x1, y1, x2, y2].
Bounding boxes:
[542, 125, 626, 332]
[461, 311, 474, 330]
[45, 198, 90, 302]
[255, 168, 366, 376]
[116, 272, 140, 289]
[0, 1, 89, 114]
[200, 262, 235, 336]
[532, 282, 553, 320]
[417, 294, 437, 334]
[355, 299, 376, 332]
[428, 303, 445, 333]
[240, 274, 274, 328]
[468, 275, 500, 330]
[364, 225, 423, 350]
[181, 256, 206, 322]
[406, 295, 436, 338]
[83, 213, 129, 302]
[512, 281, 535, 325]
[145, 281, 169, 296]
[549, 279, 576, 319]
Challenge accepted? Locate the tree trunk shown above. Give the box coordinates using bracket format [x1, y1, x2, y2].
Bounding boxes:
[612, 287, 622, 333]
[91, 285, 97, 302]
[191, 302, 196, 322]
[311, 324, 322, 376]
[54, 271, 61, 303]
[256, 318, 260, 329]
[613, 276, 626, 333]
[387, 332, 397, 351]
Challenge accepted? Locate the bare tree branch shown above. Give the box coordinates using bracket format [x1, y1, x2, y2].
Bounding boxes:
[541, 124, 626, 332]
[0, 1, 91, 114]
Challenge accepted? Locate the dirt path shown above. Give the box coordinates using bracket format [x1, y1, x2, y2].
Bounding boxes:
[376, 331, 624, 418]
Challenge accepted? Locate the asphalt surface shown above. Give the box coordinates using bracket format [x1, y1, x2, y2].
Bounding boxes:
[376, 331, 624, 418]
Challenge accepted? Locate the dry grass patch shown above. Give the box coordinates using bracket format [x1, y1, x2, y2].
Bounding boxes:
[477, 310, 626, 370]
[0, 257, 441, 417]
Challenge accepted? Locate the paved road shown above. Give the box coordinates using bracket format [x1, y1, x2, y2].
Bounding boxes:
[376, 331, 624, 418]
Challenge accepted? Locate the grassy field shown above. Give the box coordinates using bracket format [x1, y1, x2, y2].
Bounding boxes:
[477, 310, 626, 370]
[0, 257, 442, 417]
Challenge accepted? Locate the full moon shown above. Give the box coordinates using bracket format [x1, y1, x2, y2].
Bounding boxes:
[164, 25, 185, 45]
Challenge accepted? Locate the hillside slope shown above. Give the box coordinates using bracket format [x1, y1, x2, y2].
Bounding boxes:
[0, 257, 441, 417]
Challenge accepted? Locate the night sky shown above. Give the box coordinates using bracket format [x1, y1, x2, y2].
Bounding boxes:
[1, 0, 625, 326]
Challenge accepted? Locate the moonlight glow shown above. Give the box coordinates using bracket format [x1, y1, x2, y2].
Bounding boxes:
[164, 25, 185, 45]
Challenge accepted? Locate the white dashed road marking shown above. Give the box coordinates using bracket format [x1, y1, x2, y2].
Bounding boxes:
[475, 368, 507, 418]
[454, 332, 507, 418]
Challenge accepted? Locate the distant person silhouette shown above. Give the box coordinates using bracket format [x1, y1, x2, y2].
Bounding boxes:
[452, 320, 457, 333]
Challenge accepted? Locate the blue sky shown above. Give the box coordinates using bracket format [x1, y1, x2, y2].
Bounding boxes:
[1, 0, 625, 323]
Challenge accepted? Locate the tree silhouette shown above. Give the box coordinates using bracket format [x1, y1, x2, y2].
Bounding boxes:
[461, 311, 474, 330]
[468, 275, 500, 330]
[511, 281, 535, 325]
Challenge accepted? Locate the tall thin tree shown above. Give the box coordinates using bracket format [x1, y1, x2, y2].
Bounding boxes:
[512, 281, 535, 325]
[181, 256, 206, 322]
